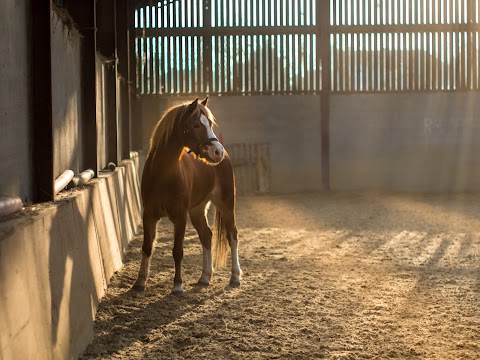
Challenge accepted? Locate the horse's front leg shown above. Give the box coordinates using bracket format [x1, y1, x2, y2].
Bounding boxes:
[171, 214, 187, 296]
[132, 212, 158, 291]
[189, 204, 213, 286]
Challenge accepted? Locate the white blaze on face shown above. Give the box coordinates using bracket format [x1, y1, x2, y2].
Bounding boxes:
[200, 114, 224, 164]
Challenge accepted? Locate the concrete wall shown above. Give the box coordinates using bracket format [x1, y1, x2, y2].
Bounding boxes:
[141, 95, 324, 193]
[0, 0, 32, 201]
[0, 158, 142, 360]
[51, 11, 84, 178]
[331, 92, 480, 191]
[141, 93, 480, 192]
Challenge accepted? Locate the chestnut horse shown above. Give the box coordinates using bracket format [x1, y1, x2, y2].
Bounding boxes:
[132, 98, 242, 296]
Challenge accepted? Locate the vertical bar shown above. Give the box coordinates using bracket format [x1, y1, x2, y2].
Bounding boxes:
[301, 34, 306, 92]
[143, 36, 148, 94]
[476, 31, 479, 89]
[426, 32, 431, 90]
[137, 39, 142, 93]
[69, 0, 100, 169]
[32, 0, 54, 201]
[448, 31, 454, 89]
[233, 34, 238, 92]
[418, 32, 423, 90]
[263, 35, 268, 93]
[318, 0, 331, 189]
[165, 36, 169, 93]
[230, 36, 235, 92]
[280, 35, 285, 92]
[432, 32, 438, 90]
[409, 32, 415, 89]
[467, 0, 474, 89]
[362, 34, 368, 91]
[357, 32, 361, 91]
[128, 1, 140, 149]
[223, 36, 228, 92]
[117, 0, 131, 159]
[149, 35, 155, 93]
[246, 35, 251, 93]
[216, 37, 221, 92]
[386, 33, 391, 91]
[179, 37, 184, 94]
[402, 32, 408, 90]
[372, 33, 377, 90]
[204, 0, 212, 94]
[350, 34, 355, 91]
[240, 35, 245, 93]
[456, 31, 461, 88]
[286, 33, 291, 92]
[271, 33, 276, 93]
[257, 35, 262, 93]
[340, 33, 345, 91]
[380, 33, 385, 90]
[97, 0, 118, 164]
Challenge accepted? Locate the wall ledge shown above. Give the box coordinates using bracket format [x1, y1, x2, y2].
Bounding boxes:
[0, 157, 143, 360]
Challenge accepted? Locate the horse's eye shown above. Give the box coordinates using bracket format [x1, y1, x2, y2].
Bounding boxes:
[193, 122, 200, 128]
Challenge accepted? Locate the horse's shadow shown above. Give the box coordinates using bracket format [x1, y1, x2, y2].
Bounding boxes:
[80, 229, 228, 358]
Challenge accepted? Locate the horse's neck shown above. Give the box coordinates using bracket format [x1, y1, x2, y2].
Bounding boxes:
[149, 138, 184, 174]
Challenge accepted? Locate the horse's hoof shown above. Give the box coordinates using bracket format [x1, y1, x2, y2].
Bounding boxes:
[229, 280, 241, 288]
[132, 284, 145, 292]
[197, 280, 210, 287]
[171, 289, 185, 297]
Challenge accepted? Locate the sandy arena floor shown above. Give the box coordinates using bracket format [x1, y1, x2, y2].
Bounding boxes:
[81, 192, 480, 359]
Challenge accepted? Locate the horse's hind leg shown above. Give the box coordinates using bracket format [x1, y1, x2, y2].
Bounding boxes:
[132, 212, 158, 291]
[171, 213, 187, 296]
[224, 215, 242, 287]
[213, 204, 242, 287]
[189, 203, 213, 286]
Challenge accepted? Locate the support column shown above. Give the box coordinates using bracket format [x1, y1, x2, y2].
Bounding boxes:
[128, 1, 141, 150]
[117, 0, 131, 160]
[318, 1, 331, 190]
[97, 0, 119, 166]
[32, 0, 54, 202]
[67, 0, 98, 174]
[203, 0, 212, 94]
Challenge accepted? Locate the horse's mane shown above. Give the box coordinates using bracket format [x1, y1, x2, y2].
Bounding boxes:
[147, 101, 217, 158]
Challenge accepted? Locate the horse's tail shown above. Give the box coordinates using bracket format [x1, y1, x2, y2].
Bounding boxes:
[212, 208, 229, 269]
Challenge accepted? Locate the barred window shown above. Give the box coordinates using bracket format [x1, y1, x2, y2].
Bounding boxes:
[135, 0, 480, 95]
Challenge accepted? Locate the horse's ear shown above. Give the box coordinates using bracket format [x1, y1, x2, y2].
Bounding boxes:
[187, 98, 199, 113]
[201, 97, 209, 106]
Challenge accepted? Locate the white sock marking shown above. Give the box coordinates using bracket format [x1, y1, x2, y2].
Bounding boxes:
[199, 245, 213, 284]
[230, 238, 242, 282]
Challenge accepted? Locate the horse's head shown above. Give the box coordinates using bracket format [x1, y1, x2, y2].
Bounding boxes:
[183, 98, 225, 165]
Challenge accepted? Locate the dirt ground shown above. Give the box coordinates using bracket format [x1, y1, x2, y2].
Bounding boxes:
[81, 192, 480, 359]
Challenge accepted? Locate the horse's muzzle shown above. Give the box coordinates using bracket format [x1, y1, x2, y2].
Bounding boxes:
[203, 142, 225, 165]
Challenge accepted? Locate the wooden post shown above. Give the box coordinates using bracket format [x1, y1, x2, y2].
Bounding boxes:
[97, 0, 119, 166]
[67, 0, 98, 174]
[128, 1, 141, 150]
[32, 0, 54, 202]
[117, 0, 131, 160]
[467, 0, 475, 90]
[318, 1, 331, 190]
[203, 0, 212, 94]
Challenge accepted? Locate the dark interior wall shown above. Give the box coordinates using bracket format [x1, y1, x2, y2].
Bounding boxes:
[0, 0, 32, 201]
[51, 11, 84, 178]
